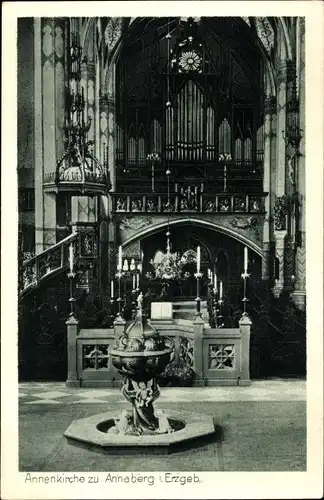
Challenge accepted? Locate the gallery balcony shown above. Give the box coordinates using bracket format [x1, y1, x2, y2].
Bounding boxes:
[111, 191, 267, 215]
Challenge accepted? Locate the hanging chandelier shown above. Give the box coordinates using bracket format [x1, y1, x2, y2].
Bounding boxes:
[150, 166, 183, 281]
[44, 18, 111, 195]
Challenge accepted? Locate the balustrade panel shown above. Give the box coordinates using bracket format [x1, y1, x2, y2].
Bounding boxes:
[113, 192, 266, 214]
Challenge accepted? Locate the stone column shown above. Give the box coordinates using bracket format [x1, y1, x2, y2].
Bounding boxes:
[34, 18, 44, 254]
[273, 48, 289, 296]
[239, 315, 252, 385]
[273, 230, 287, 297]
[291, 18, 306, 310]
[193, 315, 205, 387]
[36, 18, 67, 250]
[66, 315, 79, 387]
[262, 95, 276, 280]
[108, 219, 117, 285]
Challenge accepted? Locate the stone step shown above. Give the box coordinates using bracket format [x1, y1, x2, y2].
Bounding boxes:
[172, 301, 207, 309]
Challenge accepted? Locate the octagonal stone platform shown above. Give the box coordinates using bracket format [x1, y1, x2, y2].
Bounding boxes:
[64, 409, 216, 454]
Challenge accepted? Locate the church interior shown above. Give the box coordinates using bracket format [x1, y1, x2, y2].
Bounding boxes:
[17, 16, 306, 471]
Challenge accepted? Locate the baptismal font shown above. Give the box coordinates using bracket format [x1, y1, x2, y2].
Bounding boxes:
[109, 293, 175, 435]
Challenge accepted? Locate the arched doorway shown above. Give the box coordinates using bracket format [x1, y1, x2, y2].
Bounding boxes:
[138, 223, 262, 302]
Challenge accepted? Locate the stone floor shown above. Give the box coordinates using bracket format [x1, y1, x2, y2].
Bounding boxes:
[19, 379, 306, 472]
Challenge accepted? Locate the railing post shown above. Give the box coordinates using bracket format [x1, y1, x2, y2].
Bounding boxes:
[245, 194, 249, 212]
[239, 314, 252, 385]
[35, 256, 40, 283]
[114, 316, 126, 337]
[193, 314, 205, 386]
[60, 241, 65, 268]
[66, 315, 80, 387]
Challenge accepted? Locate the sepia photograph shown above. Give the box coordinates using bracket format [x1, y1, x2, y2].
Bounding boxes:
[2, 3, 323, 499]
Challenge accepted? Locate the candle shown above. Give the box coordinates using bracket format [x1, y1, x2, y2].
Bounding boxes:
[110, 280, 114, 298]
[141, 250, 144, 263]
[197, 246, 201, 273]
[214, 273, 218, 292]
[244, 246, 248, 273]
[118, 246, 122, 271]
[219, 280, 223, 299]
[130, 258, 135, 271]
[137, 263, 142, 274]
[69, 243, 74, 273]
[123, 259, 129, 272]
[132, 274, 136, 290]
[136, 273, 139, 289]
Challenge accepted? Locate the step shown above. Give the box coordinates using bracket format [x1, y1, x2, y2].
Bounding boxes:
[172, 301, 207, 309]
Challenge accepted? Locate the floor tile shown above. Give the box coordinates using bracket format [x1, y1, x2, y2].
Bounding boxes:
[76, 390, 118, 399]
[32, 391, 70, 399]
[25, 399, 61, 405]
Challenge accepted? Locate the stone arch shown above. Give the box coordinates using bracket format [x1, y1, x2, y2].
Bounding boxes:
[121, 217, 263, 257]
[100, 16, 279, 96]
[277, 17, 293, 60]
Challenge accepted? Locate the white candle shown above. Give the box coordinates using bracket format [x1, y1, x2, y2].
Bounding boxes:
[197, 246, 201, 273]
[69, 243, 74, 273]
[219, 280, 223, 299]
[130, 258, 135, 271]
[136, 273, 139, 289]
[137, 263, 142, 274]
[110, 280, 114, 298]
[132, 274, 136, 290]
[141, 250, 144, 263]
[244, 246, 248, 273]
[118, 246, 122, 270]
[123, 259, 129, 272]
[214, 273, 218, 292]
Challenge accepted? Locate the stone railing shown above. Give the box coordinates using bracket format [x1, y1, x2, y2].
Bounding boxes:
[112, 192, 266, 215]
[67, 314, 252, 387]
[20, 229, 98, 296]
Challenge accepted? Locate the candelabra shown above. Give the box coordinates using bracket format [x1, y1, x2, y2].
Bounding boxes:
[115, 269, 125, 321]
[67, 270, 76, 317]
[194, 271, 203, 316]
[241, 271, 250, 317]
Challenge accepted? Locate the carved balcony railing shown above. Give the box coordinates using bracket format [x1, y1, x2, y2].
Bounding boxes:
[112, 192, 267, 215]
[19, 229, 98, 296]
[43, 170, 110, 196]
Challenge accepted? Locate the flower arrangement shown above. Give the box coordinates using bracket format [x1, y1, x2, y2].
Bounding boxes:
[158, 361, 196, 387]
[154, 252, 182, 280]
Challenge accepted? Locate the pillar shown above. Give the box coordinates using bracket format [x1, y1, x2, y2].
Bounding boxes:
[273, 29, 290, 296]
[239, 315, 252, 385]
[66, 315, 79, 387]
[273, 230, 287, 297]
[34, 18, 68, 251]
[193, 315, 205, 387]
[262, 95, 276, 280]
[291, 18, 306, 310]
